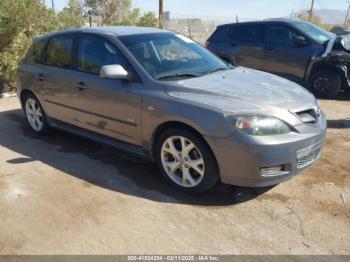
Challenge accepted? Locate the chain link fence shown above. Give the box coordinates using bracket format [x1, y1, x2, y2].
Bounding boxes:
[85, 10, 254, 45]
[161, 13, 253, 44]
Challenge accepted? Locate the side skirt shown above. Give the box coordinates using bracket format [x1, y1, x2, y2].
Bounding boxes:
[49, 118, 151, 161]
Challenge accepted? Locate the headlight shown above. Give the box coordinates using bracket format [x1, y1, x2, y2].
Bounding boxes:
[339, 36, 350, 50]
[227, 115, 292, 136]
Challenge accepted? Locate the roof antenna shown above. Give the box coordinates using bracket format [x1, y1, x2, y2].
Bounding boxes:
[236, 14, 239, 23]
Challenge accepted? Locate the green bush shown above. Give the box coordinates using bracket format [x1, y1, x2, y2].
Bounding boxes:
[0, 0, 84, 90]
[0, 0, 159, 91]
[138, 12, 158, 27]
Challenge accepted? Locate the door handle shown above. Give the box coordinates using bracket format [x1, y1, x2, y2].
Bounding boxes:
[76, 81, 88, 91]
[37, 73, 45, 82]
[265, 46, 275, 51]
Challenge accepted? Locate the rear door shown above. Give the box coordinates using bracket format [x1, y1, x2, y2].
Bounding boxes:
[261, 25, 312, 83]
[70, 33, 143, 145]
[38, 34, 79, 125]
[226, 24, 266, 69]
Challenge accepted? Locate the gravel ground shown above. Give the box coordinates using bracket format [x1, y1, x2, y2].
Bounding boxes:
[0, 96, 349, 255]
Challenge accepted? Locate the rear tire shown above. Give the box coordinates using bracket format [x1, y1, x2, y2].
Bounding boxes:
[155, 128, 219, 193]
[308, 68, 341, 98]
[23, 93, 49, 135]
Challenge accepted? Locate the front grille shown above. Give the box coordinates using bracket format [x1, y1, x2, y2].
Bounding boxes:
[296, 148, 321, 169]
[295, 109, 318, 123]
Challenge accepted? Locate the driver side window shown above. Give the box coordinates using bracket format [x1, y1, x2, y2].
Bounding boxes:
[267, 26, 298, 47]
[77, 34, 129, 74]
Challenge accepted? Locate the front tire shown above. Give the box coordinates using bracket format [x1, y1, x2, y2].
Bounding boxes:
[155, 128, 219, 193]
[23, 93, 49, 134]
[309, 68, 341, 98]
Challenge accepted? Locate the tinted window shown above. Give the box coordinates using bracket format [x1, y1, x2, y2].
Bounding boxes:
[208, 27, 230, 41]
[233, 25, 263, 43]
[267, 26, 296, 46]
[78, 34, 129, 74]
[226, 28, 236, 38]
[46, 35, 73, 68]
[33, 39, 47, 63]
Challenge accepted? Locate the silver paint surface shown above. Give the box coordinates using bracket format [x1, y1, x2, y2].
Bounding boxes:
[17, 27, 327, 187]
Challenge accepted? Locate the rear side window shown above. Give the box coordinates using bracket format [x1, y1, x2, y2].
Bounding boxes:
[46, 35, 73, 68]
[33, 39, 47, 63]
[231, 25, 263, 43]
[77, 34, 130, 74]
[226, 28, 236, 38]
[208, 27, 230, 41]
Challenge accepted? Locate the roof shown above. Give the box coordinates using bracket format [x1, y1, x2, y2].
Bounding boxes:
[35, 26, 170, 40]
[217, 18, 306, 28]
[79, 26, 169, 35]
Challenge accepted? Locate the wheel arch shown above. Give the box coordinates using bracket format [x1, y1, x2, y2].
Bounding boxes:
[19, 88, 50, 113]
[308, 62, 348, 90]
[310, 63, 340, 75]
[19, 89, 38, 108]
[150, 120, 220, 176]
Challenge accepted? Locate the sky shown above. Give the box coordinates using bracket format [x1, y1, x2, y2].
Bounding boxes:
[44, 0, 350, 20]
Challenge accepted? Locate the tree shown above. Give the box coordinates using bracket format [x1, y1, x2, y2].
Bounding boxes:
[0, 0, 85, 89]
[120, 8, 141, 25]
[58, 0, 85, 28]
[85, 0, 133, 25]
[84, 0, 139, 26]
[0, 0, 160, 90]
[138, 12, 158, 27]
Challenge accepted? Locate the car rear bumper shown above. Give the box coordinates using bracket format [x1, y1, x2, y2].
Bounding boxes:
[205, 112, 327, 187]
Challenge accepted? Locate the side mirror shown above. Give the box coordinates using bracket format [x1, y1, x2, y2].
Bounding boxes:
[100, 64, 129, 80]
[293, 36, 308, 47]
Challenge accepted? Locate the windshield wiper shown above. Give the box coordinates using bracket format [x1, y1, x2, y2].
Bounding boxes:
[204, 67, 231, 75]
[156, 73, 202, 80]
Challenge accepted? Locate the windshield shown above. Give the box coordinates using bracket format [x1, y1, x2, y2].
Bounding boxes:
[119, 33, 229, 80]
[294, 22, 334, 44]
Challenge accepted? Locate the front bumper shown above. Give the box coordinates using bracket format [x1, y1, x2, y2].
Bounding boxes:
[205, 112, 327, 187]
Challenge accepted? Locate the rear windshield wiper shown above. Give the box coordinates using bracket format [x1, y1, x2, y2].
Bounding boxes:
[156, 73, 203, 80]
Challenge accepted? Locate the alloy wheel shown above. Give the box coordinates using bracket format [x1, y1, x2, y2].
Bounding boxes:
[25, 98, 44, 131]
[313, 75, 330, 93]
[161, 136, 205, 188]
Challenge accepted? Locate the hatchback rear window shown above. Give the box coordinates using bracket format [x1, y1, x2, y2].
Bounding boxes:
[231, 25, 263, 43]
[209, 27, 230, 41]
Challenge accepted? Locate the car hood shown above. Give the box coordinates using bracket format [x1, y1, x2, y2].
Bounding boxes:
[167, 67, 316, 114]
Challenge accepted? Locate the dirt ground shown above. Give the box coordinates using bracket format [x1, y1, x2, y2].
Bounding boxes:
[0, 96, 349, 255]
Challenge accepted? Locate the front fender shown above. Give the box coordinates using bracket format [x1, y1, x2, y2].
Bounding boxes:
[306, 51, 350, 90]
[140, 94, 231, 154]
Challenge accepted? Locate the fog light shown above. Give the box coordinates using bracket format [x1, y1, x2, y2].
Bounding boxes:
[260, 165, 288, 177]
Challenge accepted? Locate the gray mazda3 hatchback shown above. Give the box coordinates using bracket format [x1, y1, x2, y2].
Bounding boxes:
[17, 26, 327, 193]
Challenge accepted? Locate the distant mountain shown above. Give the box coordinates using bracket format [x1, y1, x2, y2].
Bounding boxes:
[313, 9, 348, 25]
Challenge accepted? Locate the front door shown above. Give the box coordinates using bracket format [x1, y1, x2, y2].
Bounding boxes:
[70, 33, 143, 146]
[261, 25, 312, 83]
